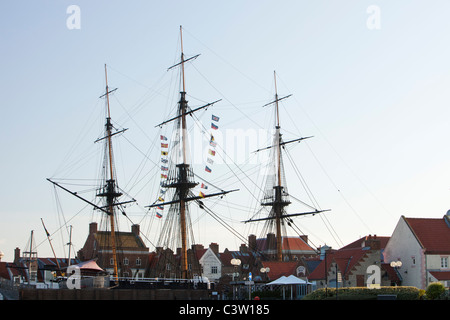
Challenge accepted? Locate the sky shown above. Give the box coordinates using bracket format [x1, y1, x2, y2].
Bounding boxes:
[1, 1, 450, 262]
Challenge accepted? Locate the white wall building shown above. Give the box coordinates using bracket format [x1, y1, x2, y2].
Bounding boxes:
[199, 247, 222, 282]
[383, 214, 450, 290]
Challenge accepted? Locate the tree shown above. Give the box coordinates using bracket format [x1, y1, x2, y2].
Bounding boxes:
[425, 282, 445, 300]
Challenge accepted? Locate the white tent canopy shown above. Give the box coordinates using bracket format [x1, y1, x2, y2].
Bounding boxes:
[267, 275, 312, 285]
[266, 275, 313, 300]
[266, 276, 288, 286]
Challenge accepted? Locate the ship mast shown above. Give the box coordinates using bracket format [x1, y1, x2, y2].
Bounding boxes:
[245, 71, 329, 262]
[274, 71, 283, 262]
[179, 26, 190, 278]
[96, 64, 121, 282]
[47, 65, 133, 283]
[149, 26, 236, 279]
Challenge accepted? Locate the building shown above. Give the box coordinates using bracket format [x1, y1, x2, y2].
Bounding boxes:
[383, 214, 450, 289]
[148, 245, 203, 279]
[199, 244, 222, 282]
[0, 247, 79, 289]
[77, 222, 149, 279]
[308, 235, 398, 288]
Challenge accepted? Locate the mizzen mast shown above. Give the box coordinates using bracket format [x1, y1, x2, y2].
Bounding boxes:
[245, 71, 329, 262]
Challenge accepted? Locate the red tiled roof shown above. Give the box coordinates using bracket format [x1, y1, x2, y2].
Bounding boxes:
[308, 247, 368, 281]
[255, 236, 315, 252]
[340, 235, 390, 250]
[0, 262, 11, 280]
[404, 216, 450, 254]
[381, 263, 401, 284]
[261, 261, 299, 280]
[429, 271, 450, 281]
[282, 237, 315, 251]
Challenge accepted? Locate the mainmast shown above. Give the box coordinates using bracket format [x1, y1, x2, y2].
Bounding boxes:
[149, 26, 235, 279]
[273, 71, 283, 262]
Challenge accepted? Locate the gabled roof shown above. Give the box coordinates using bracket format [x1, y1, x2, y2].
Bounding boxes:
[403, 216, 450, 254]
[199, 247, 221, 264]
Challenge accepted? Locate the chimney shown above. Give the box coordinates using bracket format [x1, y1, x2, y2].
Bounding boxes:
[191, 244, 204, 252]
[319, 245, 331, 261]
[363, 235, 380, 250]
[132, 224, 140, 236]
[14, 247, 21, 264]
[89, 222, 98, 235]
[209, 243, 219, 255]
[248, 234, 257, 251]
[240, 243, 248, 253]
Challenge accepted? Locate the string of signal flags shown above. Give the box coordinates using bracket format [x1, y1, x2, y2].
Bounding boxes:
[154, 114, 220, 219]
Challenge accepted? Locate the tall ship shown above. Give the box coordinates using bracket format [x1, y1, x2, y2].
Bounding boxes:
[37, 27, 329, 294]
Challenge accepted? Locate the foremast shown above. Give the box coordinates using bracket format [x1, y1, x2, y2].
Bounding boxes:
[47, 64, 129, 282]
[95, 64, 122, 282]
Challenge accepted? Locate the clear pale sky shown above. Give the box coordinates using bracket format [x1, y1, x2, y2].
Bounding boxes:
[1, 1, 450, 262]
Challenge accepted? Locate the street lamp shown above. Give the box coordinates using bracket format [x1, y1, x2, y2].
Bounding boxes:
[260, 267, 270, 282]
[231, 258, 241, 280]
[390, 260, 402, 286]
[390, 260, 402, 268]
[231, 258, 241, 300]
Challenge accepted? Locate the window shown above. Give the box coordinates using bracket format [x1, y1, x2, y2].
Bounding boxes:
[110, 258, 114, 265]
[136, 257, 141, 266]
[123, 258, 129, 266]
[441, 257, 449, 269]
[211, 266, 218, 274]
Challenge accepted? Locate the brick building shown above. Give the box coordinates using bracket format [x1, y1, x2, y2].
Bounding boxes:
[77, 222, 149, 279]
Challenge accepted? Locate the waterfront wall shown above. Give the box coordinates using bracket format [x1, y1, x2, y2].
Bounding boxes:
[19, 288, 210, 300]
